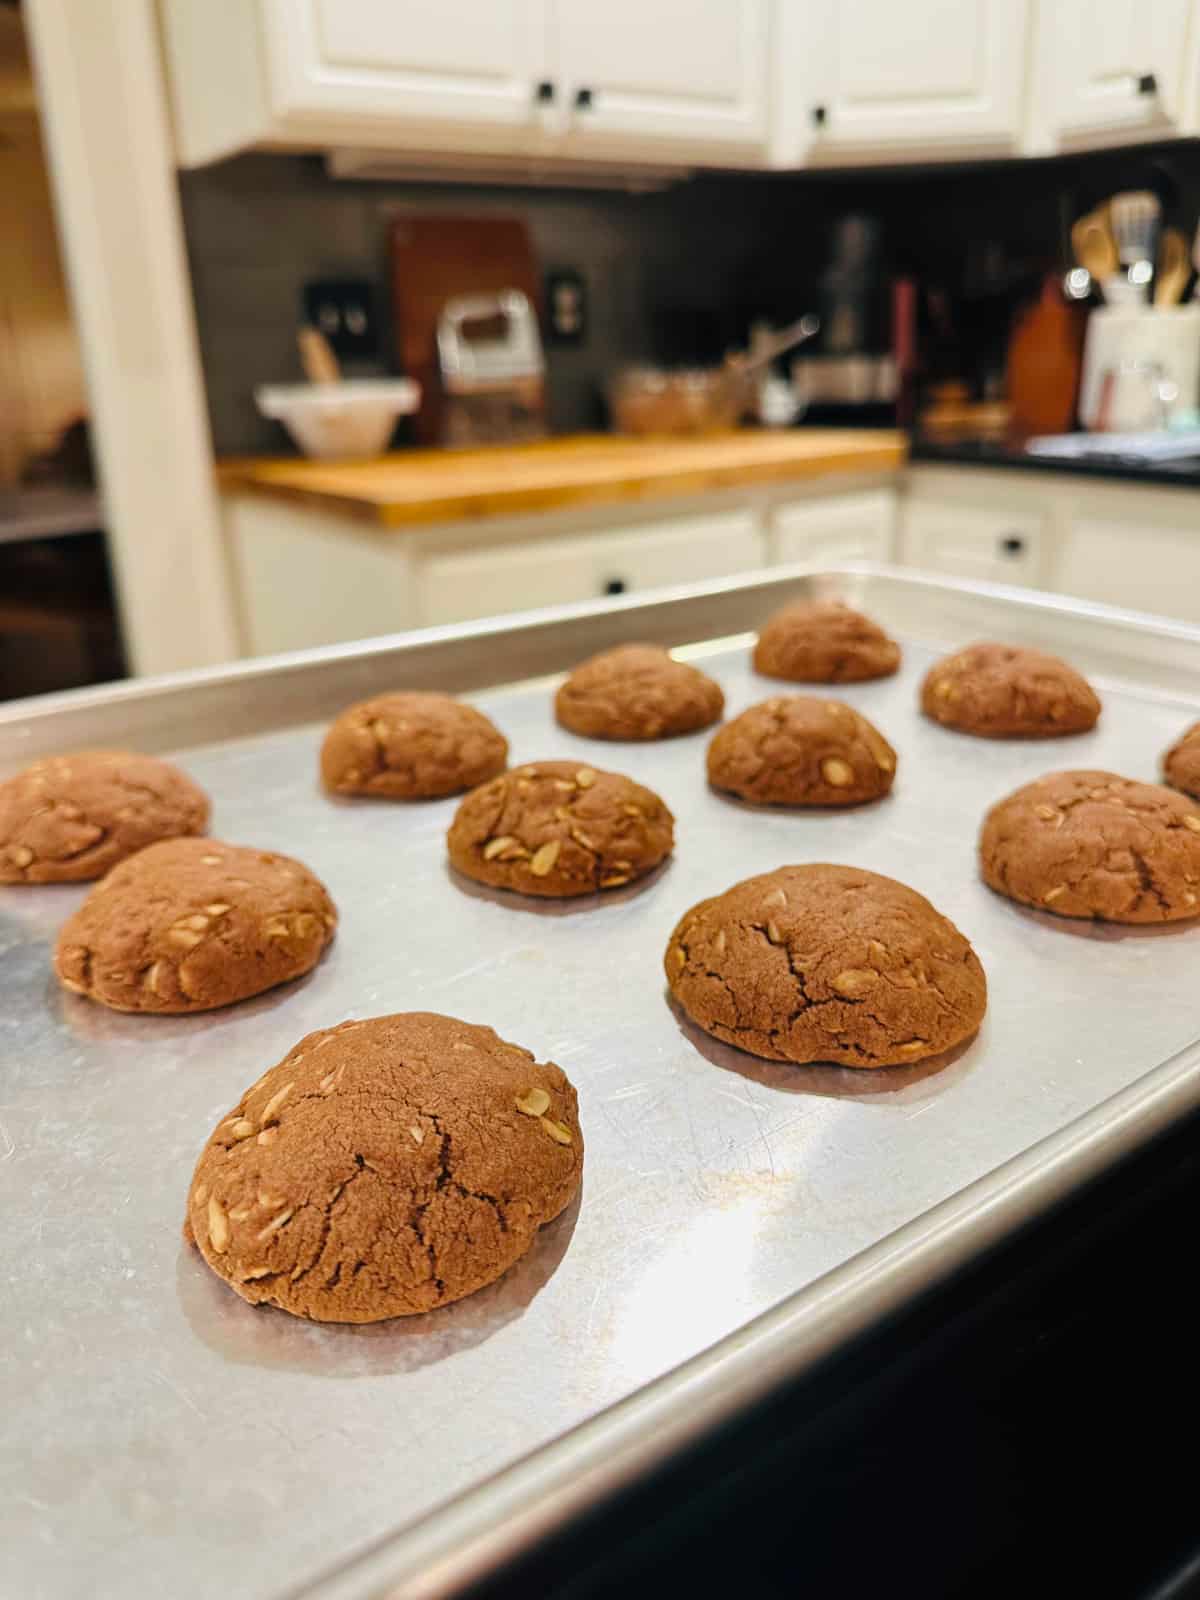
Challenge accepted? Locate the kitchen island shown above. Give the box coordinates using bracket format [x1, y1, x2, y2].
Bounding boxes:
[218, 430, 906, 656]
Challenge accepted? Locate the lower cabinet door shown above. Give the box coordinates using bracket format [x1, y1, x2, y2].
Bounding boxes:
[769, 489, 896, 566]
[416, 508, 763, 626]
[899, 500, 1046, 587]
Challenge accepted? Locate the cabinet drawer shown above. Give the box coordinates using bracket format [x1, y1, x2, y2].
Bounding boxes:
[899, 500, 1047, 587]
[769, 490, 896, 566]
[416, 508, 762, 626]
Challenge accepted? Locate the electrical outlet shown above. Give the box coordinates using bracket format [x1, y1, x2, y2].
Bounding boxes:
[545, 269, 586, 346]
[301, 278, 378, 360]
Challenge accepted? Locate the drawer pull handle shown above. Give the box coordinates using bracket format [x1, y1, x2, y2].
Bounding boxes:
[811, 104, 827, 127]
[535, 80, 555, 103]
[603, 577, 627, 596]
[999, 535, 1026, 557]
[574, 86, 594, 110]
[1137, 72, 1158, 96]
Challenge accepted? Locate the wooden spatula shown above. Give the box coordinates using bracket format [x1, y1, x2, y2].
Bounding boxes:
[297, 325, 341, 385]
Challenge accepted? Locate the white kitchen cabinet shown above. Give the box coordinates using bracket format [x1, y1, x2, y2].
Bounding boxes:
[161, 0, 768, 167]
[260, 0, 549, 140]
[901, 465, 1200, 625]
[777, 0, 1030, 165]
[417, 507, 761, 626]
[899, 494, 1047, 588]
[1054, 510, 1200, 623]
[769, 490, 895, 567]
[553, 0, 770, 158]
[1028, 0, 1197, 152]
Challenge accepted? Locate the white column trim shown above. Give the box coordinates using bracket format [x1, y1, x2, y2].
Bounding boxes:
[24, 0, 240, 675]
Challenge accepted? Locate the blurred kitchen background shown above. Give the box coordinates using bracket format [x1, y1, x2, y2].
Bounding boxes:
[6, 0, 1200, 698]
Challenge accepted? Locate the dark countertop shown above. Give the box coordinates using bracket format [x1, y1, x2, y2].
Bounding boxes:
[910, 437, 1200, 489]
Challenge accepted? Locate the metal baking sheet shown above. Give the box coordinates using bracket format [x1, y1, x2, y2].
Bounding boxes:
[5, 565, 1200, 1600]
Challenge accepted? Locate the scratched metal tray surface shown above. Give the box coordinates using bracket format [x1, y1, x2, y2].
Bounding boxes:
[5, 566, 1200, 1600]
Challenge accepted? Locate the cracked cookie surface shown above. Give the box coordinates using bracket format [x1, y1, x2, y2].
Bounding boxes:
[183, 1012, 582, 1322]
[979, 770, 1200, 923]
[447, 760, 673, 898]
[555, 644, 724, 741]
[707, 695, 896, 806]
[1163, 720, 1200, 800]
[54, 837, 337, 1012]
[320, 690, 507, 799]
[921, 642, 1100, 738]
[666, 863, 986, 1068]
[753, 601, 901, 684]
[0, 749, 209, 883]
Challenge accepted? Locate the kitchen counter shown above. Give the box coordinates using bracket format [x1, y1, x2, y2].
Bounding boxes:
[911, 436, 1200, 489]
[217, 429, 906, 528]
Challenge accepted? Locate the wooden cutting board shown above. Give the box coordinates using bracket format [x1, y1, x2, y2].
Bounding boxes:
[390, 215, 543, 445]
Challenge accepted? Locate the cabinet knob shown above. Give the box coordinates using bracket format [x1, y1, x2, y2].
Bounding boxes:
[603, 576, 627, 595]
[1137, 72, 1158, 96]
[535, 80, 555, 103]
[574, 86, 594, 110]
[999, 534, 1026, 557]
[811, 104, 827, 127]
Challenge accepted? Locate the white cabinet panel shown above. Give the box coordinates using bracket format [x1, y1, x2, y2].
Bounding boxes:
[1054, 515, 1200, 623]
[783, 0, 1029, 161]
[553, 0, 769, 154]
[1031, 0, 1194, 149]
[899, 499, 1046, 587]
[261, 0, 548, 134]
[417, 509, 762, 626]
[770, 490, 895, 567]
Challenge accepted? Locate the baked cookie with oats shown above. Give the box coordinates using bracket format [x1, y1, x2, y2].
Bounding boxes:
[666, 863, 985, 1069]
[921, 643, 1100, 738]
[184, 1012, 582, 1322]
[753, 601, 900, 684]
[707, 695, 896, 806]
[320, 691, 507, 799]
[0, 749, 208, 883]
[555, 643, 723, 741]
[54, 837, 336, 1012]
[980, 770, 1200, 923]
[448, 761, 673, 898]
[1163, 720, 1200, 800]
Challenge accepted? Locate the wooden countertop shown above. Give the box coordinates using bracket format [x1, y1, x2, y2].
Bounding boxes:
[217, 430, 906, 529]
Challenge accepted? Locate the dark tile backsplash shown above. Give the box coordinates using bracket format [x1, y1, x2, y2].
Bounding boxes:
[179, 142, 1200, 457]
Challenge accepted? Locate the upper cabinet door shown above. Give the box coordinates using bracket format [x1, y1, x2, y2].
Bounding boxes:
[780, 0, 1029, 163]
[260, 0, 549, 137]
[1030, 0, 1195, 151]
[551, 0, 770, 157]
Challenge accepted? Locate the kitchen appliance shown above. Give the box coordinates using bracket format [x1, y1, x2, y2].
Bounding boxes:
[1078, 304, 1200, 430]
[7, 567, 1200, 1599]
[436, 288, 546, 446]
[390, 215, 543, 445]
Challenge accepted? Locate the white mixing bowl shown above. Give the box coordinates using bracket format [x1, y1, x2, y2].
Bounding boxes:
[255, 378, 421, 460]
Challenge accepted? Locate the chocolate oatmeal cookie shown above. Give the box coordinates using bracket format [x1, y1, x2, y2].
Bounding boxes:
[184, 1012, 582, 1322]
[707, 696, 896, 806]
[320, 691, 507, 800]
[447, 760, 673, 898]
[753, 601, 901, 684]
[921, 643, 1100, 738]
[554, 644, 724, 741]
[54, 837, 337, 1012]
[0, 749, 209, 883]
[665, 863, 986, 1069]
[979, 770, 1200, 923]
[1163, 721, 1200, 800]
